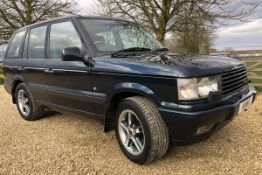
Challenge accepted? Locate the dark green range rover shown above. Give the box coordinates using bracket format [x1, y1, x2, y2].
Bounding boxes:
[3, 16, 256, 164]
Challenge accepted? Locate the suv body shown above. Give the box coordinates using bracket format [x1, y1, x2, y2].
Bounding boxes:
[3, 16, 256, 164]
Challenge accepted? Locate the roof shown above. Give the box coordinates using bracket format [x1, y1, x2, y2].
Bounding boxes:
[18, 15, 80, 30]
[18, 15, 132, 31]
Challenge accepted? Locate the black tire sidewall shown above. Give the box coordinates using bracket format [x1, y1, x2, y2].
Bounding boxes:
[15, 83, 35, 120]
[115, 99, 152, 164]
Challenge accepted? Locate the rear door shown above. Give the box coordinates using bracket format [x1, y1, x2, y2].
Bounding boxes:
[3, 30, 27, 92]
[22, 25, 49, 103]
[44, 20, 94, 114]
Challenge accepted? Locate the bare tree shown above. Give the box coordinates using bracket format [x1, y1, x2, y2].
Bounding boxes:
[97, 0, 258, 44]
[173, 28, 214, 54]
[172, 8, 216, 54]
[96, 0, 116, 17]
[0, 0, 77, 40]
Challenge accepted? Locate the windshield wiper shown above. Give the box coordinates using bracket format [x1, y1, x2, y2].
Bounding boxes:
[111, 47, 152, 57]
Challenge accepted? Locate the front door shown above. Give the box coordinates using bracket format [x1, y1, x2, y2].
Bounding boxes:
[44, 21, 94, 114]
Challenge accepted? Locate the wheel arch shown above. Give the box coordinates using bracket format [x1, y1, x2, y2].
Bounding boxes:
[11, 75, 26, 104]
[104, 82, 160, 132]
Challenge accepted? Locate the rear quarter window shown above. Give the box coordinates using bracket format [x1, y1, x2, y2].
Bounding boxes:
[6, 31, 26, 58]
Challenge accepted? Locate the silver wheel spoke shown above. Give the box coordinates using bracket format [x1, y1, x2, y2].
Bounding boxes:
[120, 122, 129, 134]
[20, 104, 24, 111]
[24, 105, 30, 113]
[124, 137, 130, 146]
[127, 112, 132, 128]
[18, 98, 23, 104]
[131, 137, 142, 152]
[21, 91, 25, 99]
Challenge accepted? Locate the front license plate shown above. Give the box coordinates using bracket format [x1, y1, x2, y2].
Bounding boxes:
[238, 96, 254, 114]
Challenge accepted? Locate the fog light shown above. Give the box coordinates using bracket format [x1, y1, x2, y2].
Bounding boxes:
[196, 124, 214, 135]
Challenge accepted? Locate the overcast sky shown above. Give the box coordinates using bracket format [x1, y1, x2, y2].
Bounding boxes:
[77, 0, 262, 51]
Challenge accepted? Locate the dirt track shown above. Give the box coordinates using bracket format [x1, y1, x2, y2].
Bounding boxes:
[0, 86, 261, 175]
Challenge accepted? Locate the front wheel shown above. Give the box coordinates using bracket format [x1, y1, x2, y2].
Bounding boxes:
[115, 96, 169, 164]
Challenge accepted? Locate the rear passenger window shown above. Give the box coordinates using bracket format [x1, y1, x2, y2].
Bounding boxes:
[28, 26, 47, 59]
[6, 31, 26, 58]
[49, 21, 82, 59]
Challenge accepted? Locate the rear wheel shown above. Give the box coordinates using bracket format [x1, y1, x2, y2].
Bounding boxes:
[15, 83, 44, 121]
[115, 96, 169, 164]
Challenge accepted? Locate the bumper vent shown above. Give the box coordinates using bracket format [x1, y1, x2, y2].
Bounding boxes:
[221, 66, 248, 95]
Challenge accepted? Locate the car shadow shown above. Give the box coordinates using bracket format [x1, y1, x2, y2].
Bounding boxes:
[43, 109, 61, 119]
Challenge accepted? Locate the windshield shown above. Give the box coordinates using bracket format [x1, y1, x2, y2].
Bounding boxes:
[80, 19, 164, 53]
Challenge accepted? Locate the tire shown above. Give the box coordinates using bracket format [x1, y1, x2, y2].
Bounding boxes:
[115, 96, 169, 164]
[15, 83, 44, 121]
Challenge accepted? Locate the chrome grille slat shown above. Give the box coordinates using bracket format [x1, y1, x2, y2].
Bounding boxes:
[223, 82, 248, 94]
[222, 74, 248, 86]
[222, 71, 247, 81]
[222, 78, 248, 90]
[221, 66, 248, 95]
[222, 67, 246, 75]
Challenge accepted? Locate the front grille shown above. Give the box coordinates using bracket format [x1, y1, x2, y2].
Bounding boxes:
[221, 66, 248, 95]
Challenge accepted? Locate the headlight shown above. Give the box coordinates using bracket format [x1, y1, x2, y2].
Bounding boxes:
[198, 76, 219, 97]
[177, 76, 220, 100]
[177, 78, 199, 100]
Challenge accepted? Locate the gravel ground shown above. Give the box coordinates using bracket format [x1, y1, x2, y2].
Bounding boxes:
[0, 86, 261, 175]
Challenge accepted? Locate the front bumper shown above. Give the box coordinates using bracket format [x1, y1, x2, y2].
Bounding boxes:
[159, 85, 257, 145]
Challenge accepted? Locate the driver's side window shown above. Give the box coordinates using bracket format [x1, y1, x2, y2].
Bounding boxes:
[49, 21, 82, 59]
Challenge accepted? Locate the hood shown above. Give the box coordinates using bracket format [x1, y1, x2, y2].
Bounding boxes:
[92, 53, 246, 78]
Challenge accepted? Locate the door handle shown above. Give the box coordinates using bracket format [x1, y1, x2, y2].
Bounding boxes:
[44, 69, 54, 74]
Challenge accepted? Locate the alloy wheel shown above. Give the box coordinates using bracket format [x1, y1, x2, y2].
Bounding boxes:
[17, 89, 30, 116]
[118, 109, 145, 155]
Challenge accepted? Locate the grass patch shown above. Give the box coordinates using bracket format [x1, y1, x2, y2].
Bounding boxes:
[245, 61, 262, 92]
[0, 74, 3, 85]
[250, 79, 262, 84]
[246, 62, 257, 67]
[251, 78, 262, 92]
[255, 86, 262, 92]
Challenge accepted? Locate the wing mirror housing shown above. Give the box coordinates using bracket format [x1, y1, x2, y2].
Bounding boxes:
[61, 47, 84, 61]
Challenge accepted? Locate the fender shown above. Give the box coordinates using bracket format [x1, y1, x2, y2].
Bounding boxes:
[106, 82, 161, 107]
[11, 74, 26, 103]
[104, 82, 161, 132]
[13, 74, 26, 84]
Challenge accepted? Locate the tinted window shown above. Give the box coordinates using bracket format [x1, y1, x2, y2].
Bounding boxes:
[92, 31, 117, 51]
[81, 19, 163, 52]
[6, 31, 26, 58]
[28, 26, 47, 59]
[49, 21, 81, 59]
[119, 27, 156, 49]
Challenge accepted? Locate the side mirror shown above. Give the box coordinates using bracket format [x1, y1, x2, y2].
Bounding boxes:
[61, 47, 84, 61]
